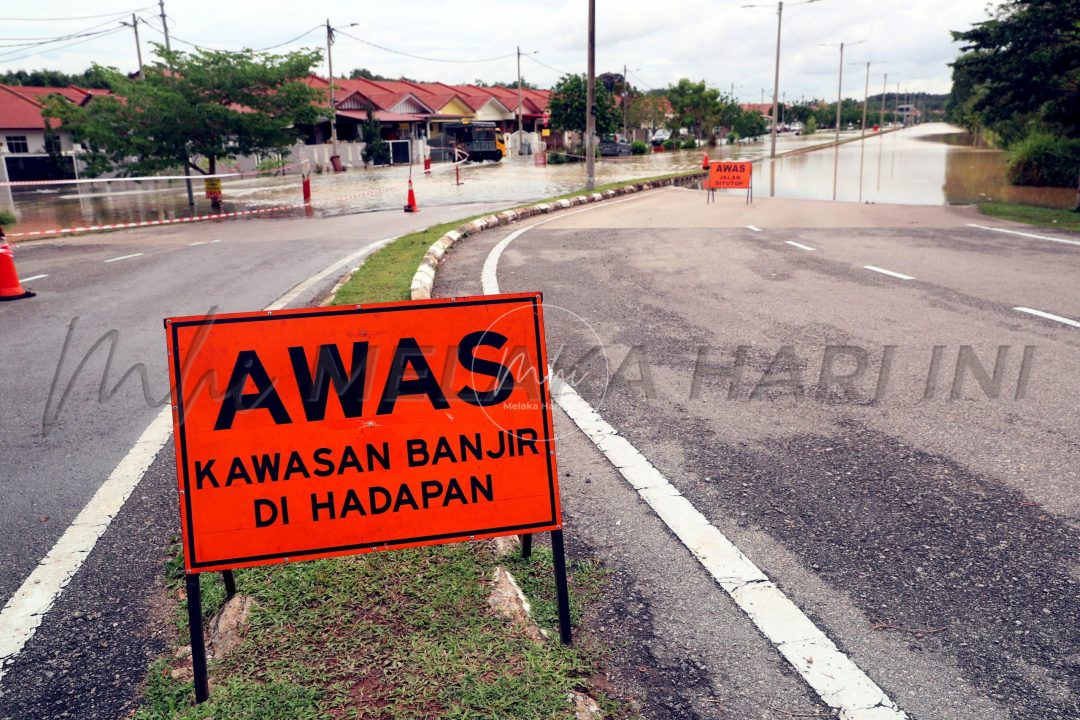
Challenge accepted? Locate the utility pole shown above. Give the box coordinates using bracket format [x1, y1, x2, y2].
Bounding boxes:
[834, 42, 844, 145]
[769, 1, 783, 158]
[585, 0, 596, 190]
[158, 0, 172, 54]
[158, 0, 194, 207]
[623, 63, 628, 135]
[122, 15, 144, 78]
[879, 72, 887, 127]
[516, 46, 524, 154]
[326, 19, 339, 163]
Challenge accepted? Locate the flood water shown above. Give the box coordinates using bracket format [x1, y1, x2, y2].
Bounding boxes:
[2, 123, 1072, 237]
[752, 123, 1075, 208]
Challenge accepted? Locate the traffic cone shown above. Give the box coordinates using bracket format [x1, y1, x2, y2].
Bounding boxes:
[0, 238, 35, 301]
[404, 177, 418, 213]
[702, 153, 710, 169]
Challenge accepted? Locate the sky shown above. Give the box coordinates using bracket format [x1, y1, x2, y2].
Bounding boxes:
[0, 0, 995, 101]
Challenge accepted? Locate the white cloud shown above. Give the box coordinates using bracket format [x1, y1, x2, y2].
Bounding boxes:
[0, 0, 993, 99]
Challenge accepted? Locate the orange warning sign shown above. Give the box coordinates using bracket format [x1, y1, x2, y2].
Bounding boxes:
[165, 293, 561, 572]
[707, 161, 752, 190]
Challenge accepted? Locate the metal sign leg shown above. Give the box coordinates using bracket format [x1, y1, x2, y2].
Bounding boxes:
[550, 530, 572, 645]
[222, 570, 236, 599]
[185, 574, 210, 703]
[519, 533, 533, 559]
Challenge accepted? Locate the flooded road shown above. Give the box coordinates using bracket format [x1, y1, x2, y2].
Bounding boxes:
[753, 123, 1075, 208]
[2, 124, 1072, 237]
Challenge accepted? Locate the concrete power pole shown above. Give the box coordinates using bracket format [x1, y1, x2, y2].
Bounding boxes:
[158, 0, 194, 207]
[880, 72, 888, 127]
[122, 15, 144, 78]
[585, 0, 596, 190]
[326, 20, 339, 164]
[623, 63, 628, 136]
[769, 1, 783, 158]
[860, 61, 870, 138]
[834, 42, 844, 146]
[517, 46, 524, 154]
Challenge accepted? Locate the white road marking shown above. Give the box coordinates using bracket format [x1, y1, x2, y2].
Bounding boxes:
[785, 241, 815, 251]
[1014, 307, 1080, 328]
[967, 223, 1080, 248]
[747, 225, 763, 232]
[864, 265, 914, 281]
[104, 253, 143, 263]
[20, 274, 48, 282]
[0, 235, 397, 684]
[482, 223, 908, 720]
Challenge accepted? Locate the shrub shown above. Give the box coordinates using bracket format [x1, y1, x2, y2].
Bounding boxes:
[804, 116, 817, 135]
[630, 140, 648, 155]
[662, 138, 679, 150]
[681, 138, 698, 150]
[0, 210, 15, 228]
[1007, 134, 1080, 187]
[547, 151, 569, 164]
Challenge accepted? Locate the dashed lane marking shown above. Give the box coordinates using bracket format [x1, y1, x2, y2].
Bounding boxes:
[785, 241, 815, 251]
[20, 274, 47, 282]
[0, 236, 398, 685]
[967, 223, 1080, 248]
[103, 253, 144, 263]
[747, 225, 763, 232]
[481, 220, 908, 720]
[864, 265, 914, 281]
[1014, 307, 1080, 328]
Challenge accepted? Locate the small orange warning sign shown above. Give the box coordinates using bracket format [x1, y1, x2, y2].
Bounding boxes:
[707, 161, 752, 190]
[165, 293, 561, 572]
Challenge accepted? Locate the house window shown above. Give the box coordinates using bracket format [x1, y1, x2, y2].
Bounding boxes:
[5, 136, 29, 153]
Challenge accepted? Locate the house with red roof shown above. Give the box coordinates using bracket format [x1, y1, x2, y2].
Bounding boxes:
[0, 84, 101, 181]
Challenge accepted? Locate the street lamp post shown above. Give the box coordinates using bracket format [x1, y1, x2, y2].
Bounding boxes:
[820, 40, 864, 200]
[742, 0, 823, 159]
[325, 20, 358, 168]
[853, 60, 885, 137]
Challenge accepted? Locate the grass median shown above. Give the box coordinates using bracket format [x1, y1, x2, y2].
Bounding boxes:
[133, 176, 698, 719]
[978, 201, 1080, 233]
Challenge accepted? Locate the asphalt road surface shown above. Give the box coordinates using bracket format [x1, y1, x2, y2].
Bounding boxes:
[0, 201, 503, 720]
[433, 188, 1080, 720]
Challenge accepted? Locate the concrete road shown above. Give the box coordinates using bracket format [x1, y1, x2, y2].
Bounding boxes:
[0, 202, 502, 719]
[433, 188, 1080, 720]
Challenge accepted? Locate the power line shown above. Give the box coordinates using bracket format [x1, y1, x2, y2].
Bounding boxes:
[523, 53, 574, 76]
[139, 18, 324, 54]
[334, 29, 515, 64]
[0, 7, 152, 22]
[0, 26, 127, 64]
[0, 13, 138, 50]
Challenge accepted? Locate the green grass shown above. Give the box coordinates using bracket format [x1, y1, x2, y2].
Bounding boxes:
[330, 170, 704, 306]
[138, 544, 627, 720]
[978, 201, 1080, 233]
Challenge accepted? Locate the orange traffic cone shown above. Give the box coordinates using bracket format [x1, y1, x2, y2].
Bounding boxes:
[702, 152, 710, 169]
[0, 237, 35, 301]
[404, 177, 418, 213]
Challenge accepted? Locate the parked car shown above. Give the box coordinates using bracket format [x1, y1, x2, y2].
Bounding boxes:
[650, 128, 671, 146]
[599, 133, 632, 156]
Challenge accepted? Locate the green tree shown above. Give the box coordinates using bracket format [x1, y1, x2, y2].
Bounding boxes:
[950, 0, 1080, 144]
[627, 94, 669, 133]
[350, 68, 391, 81]
[360, 109, 390, 166]
[733, 108, 768, 139]
[548, 74, 618, 135]
[667, 79, 716, 141]
[43, 45, 323, 187]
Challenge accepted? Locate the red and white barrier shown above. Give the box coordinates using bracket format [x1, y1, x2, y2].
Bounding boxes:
[7, 205, 295, 239]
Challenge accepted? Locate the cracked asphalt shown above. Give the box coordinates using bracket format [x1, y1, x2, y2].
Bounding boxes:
[433, 187, 1080, 719]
